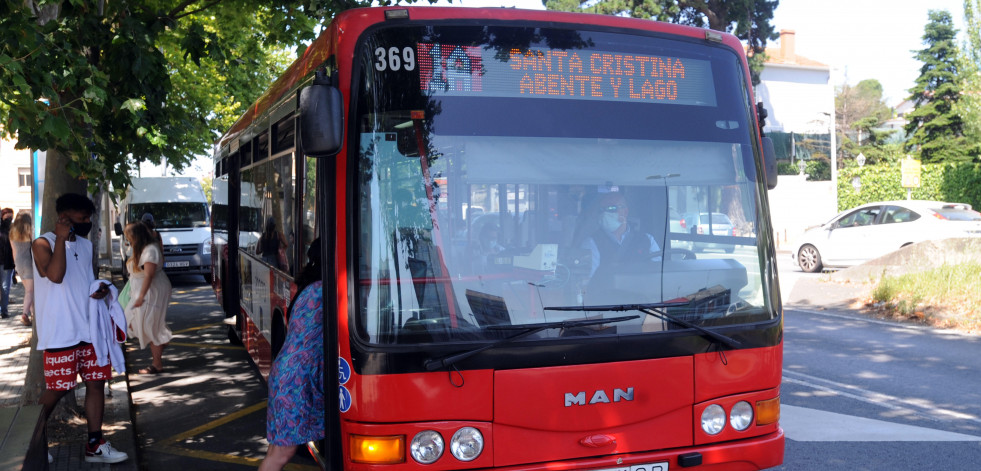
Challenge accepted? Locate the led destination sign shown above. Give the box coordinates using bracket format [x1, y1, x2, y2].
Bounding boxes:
[417, 43, 717, 106]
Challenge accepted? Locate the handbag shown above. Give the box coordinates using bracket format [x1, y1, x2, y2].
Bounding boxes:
[118, 281, 132, 308]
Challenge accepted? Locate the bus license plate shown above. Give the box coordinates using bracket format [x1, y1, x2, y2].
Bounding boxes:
[594, 462, 668, 471]
[165, 261, 190, 268]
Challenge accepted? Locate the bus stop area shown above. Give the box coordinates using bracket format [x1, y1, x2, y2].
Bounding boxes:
[0, 273, 318, 470]
[1, 268, 138, 471]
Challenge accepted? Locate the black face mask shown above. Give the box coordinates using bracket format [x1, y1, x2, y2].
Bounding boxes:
[72, 222, 94, 238]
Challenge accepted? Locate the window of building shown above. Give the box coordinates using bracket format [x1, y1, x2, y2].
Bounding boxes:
[18, 168, 31, 188]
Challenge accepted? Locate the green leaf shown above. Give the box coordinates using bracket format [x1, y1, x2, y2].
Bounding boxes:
[83, 85, 107, 104]
[121, 98, 145, 113]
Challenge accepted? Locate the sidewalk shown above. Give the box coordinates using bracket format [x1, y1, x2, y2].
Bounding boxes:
[1, 279, 138, 471]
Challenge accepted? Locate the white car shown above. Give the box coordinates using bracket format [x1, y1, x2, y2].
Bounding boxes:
[792, 200, 981, 272]
[683, 212, 736, 253]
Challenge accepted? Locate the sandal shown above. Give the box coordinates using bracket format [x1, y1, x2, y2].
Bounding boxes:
[138, 365, 163, 375]
[19, 315, 32, 326]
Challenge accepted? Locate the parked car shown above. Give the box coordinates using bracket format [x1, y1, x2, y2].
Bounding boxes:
[667, 208, 693, 251]
[683, 212, 735, 253]
[792, 200, 981, 273]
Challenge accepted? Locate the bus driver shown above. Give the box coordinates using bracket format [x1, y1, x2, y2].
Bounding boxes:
[580, 192, 662, 293]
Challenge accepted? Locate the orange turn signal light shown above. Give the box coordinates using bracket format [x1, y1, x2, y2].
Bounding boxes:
[350, 434, 405, 464]
[756, 396, 780, 426]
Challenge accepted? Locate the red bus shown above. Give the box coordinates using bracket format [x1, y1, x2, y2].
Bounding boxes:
[211, 6, 783, 470]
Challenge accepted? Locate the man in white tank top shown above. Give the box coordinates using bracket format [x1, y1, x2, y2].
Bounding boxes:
[31, 193, 129, 464]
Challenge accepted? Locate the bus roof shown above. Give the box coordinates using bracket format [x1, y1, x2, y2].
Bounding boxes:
[214, 6, 748, 157]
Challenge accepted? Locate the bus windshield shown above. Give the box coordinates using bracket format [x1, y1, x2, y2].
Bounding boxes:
[355, 24, 774, 346]
[128, 203, 210, 229]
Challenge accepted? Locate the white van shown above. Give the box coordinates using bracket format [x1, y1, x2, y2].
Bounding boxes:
[114, 177, 212, 282]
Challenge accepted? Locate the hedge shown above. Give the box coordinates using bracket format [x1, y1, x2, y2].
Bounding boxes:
[837, 161, 981, 211]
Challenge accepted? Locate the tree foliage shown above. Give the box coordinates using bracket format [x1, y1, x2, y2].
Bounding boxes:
[0, 0, 360, 197]
[959, 0, 981, 148]
[543, 0, 779, 85]
[904, 9, 974, 163]
[835, 78, 896, 166]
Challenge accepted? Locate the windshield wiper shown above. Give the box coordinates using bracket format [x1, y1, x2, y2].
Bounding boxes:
[423, 315, 639, 371]
[545, 301, 742, 349]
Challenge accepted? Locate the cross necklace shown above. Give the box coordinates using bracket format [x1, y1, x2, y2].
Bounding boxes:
[67, 239, 78, 260]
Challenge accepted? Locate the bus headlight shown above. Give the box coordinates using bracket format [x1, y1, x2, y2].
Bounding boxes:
[729, 401, 754, 431]
[701, 404, 726, 435]
[410, 430, 444, 464]
[450, 427, 483, 462]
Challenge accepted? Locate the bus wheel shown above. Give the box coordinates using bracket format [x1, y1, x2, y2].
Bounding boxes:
[797, 244, 823, 273]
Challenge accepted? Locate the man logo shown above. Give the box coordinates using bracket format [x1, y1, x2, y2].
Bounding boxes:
[564, 388, 634, 407]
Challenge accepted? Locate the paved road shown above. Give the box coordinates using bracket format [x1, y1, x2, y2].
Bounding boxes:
[126, 275, 317, 471]
[775, 254, 981, 470]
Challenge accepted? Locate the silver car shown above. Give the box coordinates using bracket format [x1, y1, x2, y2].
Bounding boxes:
[683, 212, 735, 253]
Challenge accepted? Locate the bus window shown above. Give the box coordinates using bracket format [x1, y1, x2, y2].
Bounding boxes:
[243, 154, 295, 274]
[299, 156, 317, 268]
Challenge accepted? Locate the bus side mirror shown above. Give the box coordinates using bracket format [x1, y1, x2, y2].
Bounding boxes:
[299, 77, 344, 157]
[762, 137, 778, 190]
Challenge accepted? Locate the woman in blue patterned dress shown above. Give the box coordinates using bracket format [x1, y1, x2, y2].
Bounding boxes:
[260, 241, 324, 471]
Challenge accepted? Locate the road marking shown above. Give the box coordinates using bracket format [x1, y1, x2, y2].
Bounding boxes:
[784, 370, 981, 424]
[152, 400, 316, 470]
[782, 405, 981, 442]
[172, 322, 225, 334]
[158, 401, 269, 447]
[167, 341, 244, 350]
[787, 307, 978, 340]
[154, 446, 318, 471]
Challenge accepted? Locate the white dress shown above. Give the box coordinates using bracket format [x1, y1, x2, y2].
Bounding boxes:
[125, 244, 173, 349]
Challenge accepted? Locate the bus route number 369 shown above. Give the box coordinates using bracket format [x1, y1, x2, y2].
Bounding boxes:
[375, 46, 416, 72]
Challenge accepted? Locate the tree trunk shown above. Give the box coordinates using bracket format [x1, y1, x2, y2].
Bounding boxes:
[39, 148, 87, 233]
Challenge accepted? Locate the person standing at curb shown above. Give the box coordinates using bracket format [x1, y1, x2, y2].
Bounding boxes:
[123, 221, 173, 374]
[10, 212, 35, 326]
[31, 193, 129, 464]
[0, 207, 14, 319]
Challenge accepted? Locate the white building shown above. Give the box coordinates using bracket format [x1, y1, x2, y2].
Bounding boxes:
[754, 30, 839, 250]
[0, 137, 35, 217]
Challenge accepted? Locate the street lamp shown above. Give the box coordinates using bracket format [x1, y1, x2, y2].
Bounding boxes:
[856, 152, 865, 167]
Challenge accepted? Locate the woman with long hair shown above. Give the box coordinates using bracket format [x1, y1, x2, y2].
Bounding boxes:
[259, 239, 323, 471]
[257, 217, 288, 271]
[123, 222, 173, 374]
[9, 212, 34, 326]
